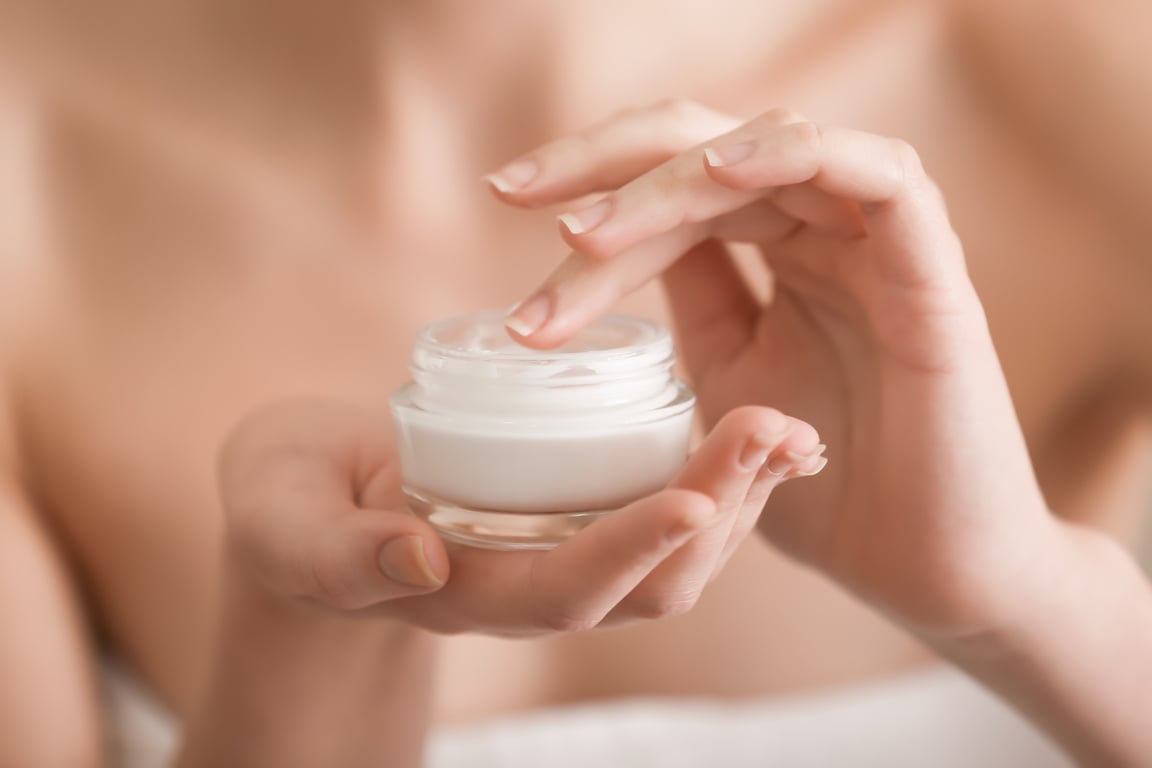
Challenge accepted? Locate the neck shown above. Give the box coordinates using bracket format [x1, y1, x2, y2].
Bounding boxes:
[35, 0, 904, 259]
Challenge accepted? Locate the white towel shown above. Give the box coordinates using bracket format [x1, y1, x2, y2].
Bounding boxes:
[102, 661, 1070, 768]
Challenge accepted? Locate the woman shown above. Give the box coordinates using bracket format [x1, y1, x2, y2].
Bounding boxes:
[0, 0, 1149, 765]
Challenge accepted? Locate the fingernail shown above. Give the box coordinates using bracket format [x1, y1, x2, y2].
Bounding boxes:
[765, 453, 792, 476]
[767, 443, 826, 476]
[704, 141, 757, 168]
[505, 291, 553, 338]
[794, 455, 829, 477]
[739, 427, 790, 470]
[558, 198, 613, 235]
[378, 535, 443, 589]
[485, 159, 539, 193]
[785, 444, 827, 464]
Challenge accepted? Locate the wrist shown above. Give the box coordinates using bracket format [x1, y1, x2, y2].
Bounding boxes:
[235, 562, 409, 639]
[178, 555, 433, 768]
[916, 515, 1078, 654]
[917, 520, 1152, 768]
[220, 522, 417, 638]
[923, 518, 1123, 659]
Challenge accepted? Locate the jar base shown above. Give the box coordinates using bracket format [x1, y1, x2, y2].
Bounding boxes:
[404, 490, 608, 551]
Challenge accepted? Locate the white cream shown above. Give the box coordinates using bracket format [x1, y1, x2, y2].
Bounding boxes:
[390, 311, 695, 549]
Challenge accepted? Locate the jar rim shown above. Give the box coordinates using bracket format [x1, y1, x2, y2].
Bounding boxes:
[399, 310, 690, 420]
[411, 310, 673, 372]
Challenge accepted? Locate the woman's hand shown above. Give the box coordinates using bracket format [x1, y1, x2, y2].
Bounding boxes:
[489, 102, 1057, 640]
[218, 397, 822, 636]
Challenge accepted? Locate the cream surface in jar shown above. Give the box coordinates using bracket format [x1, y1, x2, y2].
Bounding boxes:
[390, 311, 695, 549]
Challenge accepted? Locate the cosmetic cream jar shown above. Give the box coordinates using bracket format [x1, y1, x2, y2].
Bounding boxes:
[390, 311, 696, 550]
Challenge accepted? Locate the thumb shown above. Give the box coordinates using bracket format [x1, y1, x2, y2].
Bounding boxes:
[219, 398, 450, 611]
[661, 239, 758, 381]
[228, 496, 450, 611]
[306, 508, 450, 611]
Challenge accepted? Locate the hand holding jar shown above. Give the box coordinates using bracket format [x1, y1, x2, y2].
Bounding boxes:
[218, 397, 822, 636]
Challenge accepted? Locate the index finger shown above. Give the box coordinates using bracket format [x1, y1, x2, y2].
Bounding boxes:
[505, 117, 964, 349]
[700, 117, 964, 288]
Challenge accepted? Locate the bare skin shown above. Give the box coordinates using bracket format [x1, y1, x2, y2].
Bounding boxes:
[1, 0, 1150, 763]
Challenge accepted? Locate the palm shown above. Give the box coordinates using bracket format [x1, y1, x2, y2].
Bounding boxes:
[683, 228, 1042, 630]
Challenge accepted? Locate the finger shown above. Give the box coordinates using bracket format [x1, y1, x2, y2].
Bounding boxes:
[771, 184, 864, 238]
[503, 202, 793, 349]
[220, 402, 449, 610]
[502, 121, 821, 349]
[615, 408, 824, 615]
[485, 99, 740, 207]
[660, 239, 757, 379]
[308, 508, 449, 610]
[522, 488, 718, 632]
[229, 459, 449, 610]
[714, 438, 827, 572]
[701, 118, 964, 287]
[394, 488, 717, 635]
[547, 109, 805, 260]
[601, 406, 804, 623]
[506, 115, 963, 350]
[504, 226, 733, 348]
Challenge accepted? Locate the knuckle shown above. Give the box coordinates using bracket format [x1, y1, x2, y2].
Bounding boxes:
[654, 97, 705, 123]
[758, 405, 788, 427]
[309, 552, 364, 611]
[891, 139, 926, 188]
[630, 589, 701, 620]
[737, 403, 779, 424]
[762, 106, 807, 126]
[652, 98, 723, 152]
[719, 404, 783, 436]
[787, 120, 824, 155]
[534, 607, 601, 633]
[415, 614, 469, 637]
[544, 135, 583, 169]
[663, 156, 700, 187]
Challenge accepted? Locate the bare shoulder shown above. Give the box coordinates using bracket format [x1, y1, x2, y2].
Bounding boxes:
[944, 0, 1152, 398]
[0, 80, 57, 430]
[0, 81, 46, 307]
[0, 433, 108, 768]
[0, 84, 106, 768]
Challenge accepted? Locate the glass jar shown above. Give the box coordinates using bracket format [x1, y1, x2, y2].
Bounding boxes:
[390, 311, 695, 550]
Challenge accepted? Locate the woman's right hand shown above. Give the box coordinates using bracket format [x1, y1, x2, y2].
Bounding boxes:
[218, 398, 823, 636]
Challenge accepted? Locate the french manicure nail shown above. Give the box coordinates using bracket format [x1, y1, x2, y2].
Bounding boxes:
[557, 198, 613, 235]
[485, 159, 539, 193]
[767, 443, 826, 476]
[739, 427, 790, 470]
[505, 291, 553, 338]
[794, 456, 829, 477]
[378, 535, 443, 589]
[704, 141, 757, 168]
[784, 444, 827, 464]
[765, 453, 793, 476]
[739, 433, 773, 470]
